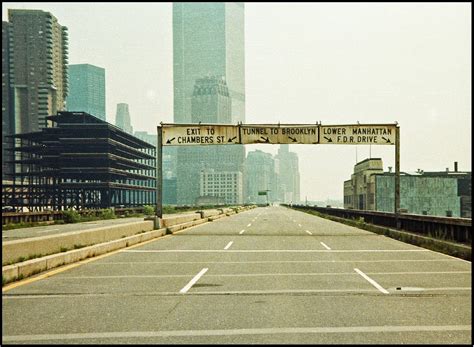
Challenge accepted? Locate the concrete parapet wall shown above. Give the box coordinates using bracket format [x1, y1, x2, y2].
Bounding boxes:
[161, 213, 201, 227]
[209, 214, 226, 221]
[2, 228, 167, 283]
[167, 218, 208, 234]
[2, 205, 258, 284]
[199, 209, 222, 218]
[2, 221, 154, 266]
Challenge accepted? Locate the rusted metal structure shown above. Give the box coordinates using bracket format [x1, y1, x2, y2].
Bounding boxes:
[3, 112, 156, 211]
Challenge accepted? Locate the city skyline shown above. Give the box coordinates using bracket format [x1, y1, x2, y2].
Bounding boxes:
[2, 2, 471, 201]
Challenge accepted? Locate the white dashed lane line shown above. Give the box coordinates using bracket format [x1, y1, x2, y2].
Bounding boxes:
[320, 242, 331, 250]
[179, 268, 208, 294]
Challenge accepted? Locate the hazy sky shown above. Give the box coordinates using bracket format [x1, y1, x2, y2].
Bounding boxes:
[3, 2, 471, 201]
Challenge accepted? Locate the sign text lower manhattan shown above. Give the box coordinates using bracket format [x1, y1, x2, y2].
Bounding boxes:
[320, 125, 396, 145]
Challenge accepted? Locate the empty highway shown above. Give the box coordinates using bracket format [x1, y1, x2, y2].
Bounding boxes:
[2, 206, 471, 344]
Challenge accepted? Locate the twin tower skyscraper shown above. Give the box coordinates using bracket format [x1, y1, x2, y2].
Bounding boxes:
[173, 3, 246, 204]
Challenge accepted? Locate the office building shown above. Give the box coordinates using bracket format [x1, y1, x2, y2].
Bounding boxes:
[344, 159, 472, 218]
[2, 21, 14, 180]
[176, 76, 245, 204]
[200, 169, 243, 205]
[245, 150, 277, 204]
[7, 9, 68, 133]
[135, 130, 178, 204]
[275, 145, 300, 203]
[115, 103, 133, 134]
[173, 3, 246, 205]
[173, 2, 245, 124]
[66, 64, 105, 120]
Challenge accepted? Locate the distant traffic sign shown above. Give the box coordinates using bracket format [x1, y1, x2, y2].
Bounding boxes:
[320, 124, 396, 145]
[162, 124, 239, 146]
[240, 125, 319, 144]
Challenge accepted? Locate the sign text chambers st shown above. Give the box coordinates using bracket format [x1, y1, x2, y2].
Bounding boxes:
[162, 125, 239, 146]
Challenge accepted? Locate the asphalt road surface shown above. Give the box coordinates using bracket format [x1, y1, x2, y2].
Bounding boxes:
[2, 206, 471, 344]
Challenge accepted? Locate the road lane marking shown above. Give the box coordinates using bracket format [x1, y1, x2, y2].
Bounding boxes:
[91, 259, 462, 265]
[179, 268, 208, 294]
[14, 271, 471, 280]
[123, 249, 430, 253]
[305, 230, 312, 235]
[354, 268, 389, 294]
[239, 229, 245, 235]
[247, 223, 252, 227]
[3, 325, 471, 342]
[320, 242, 331, 250]
[224, 241, 234, 250]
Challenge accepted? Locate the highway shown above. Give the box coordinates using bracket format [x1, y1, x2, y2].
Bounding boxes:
[2, 206, 471, 344]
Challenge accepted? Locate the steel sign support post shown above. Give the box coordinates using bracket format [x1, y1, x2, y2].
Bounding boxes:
[395, 125, 400, 229]
[156, 126, 163, 222]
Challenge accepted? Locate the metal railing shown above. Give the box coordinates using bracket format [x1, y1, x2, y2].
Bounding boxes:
[289, 205, 472, 244]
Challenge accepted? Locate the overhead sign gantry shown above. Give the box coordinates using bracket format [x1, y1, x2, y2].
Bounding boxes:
[157, 122, 400, 227]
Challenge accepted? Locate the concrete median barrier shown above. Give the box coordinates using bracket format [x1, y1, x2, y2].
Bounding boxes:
[166, 218, 208, 233]
[161, 213, 201, 227]
[2, 228, 167, 284]
[2, 220, 154, 266]
[2, 206, 257, 284]
[198, 209, 221, 218]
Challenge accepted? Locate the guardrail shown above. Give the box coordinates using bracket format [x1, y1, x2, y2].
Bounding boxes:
[289, 205, 471, 244]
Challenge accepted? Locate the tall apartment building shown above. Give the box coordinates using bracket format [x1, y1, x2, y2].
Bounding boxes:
[2, 21, 14, 180]
[7, 9, 69, 134]
[115, 103, 133, 134]
[245, 150, 277, 204]
[275, 145, 300, 203]
[66, 64, 105, 120]
[173, 3, 246, 205]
